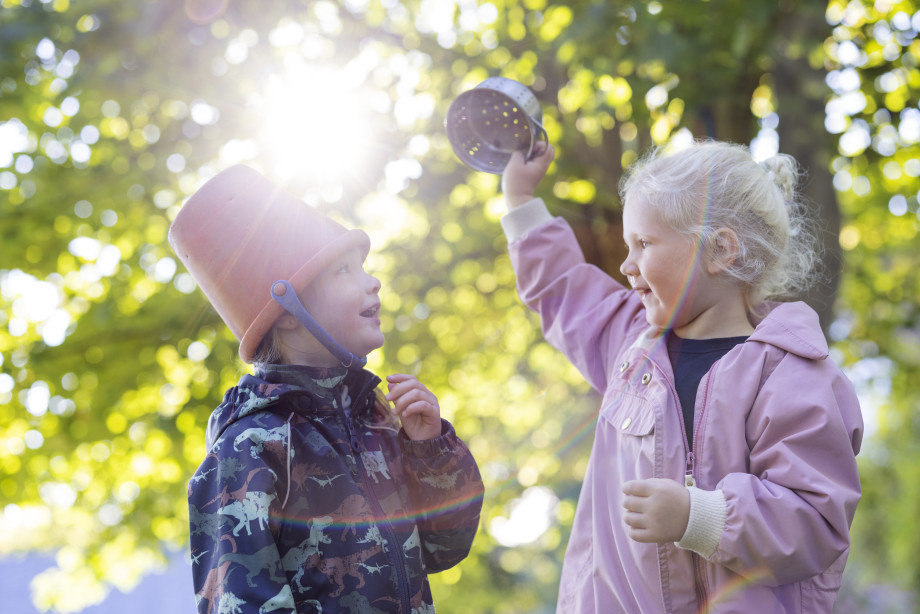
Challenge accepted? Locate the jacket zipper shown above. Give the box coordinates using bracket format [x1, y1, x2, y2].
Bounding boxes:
[690, 371, 714, 610]
[344, 408, 413, 613]
[655, 357, 709, 610]
[656, 361, 695, 488]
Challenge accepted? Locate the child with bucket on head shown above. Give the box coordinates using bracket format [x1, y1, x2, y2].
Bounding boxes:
[497, 140, 863, 612]
[169, 165, 484, 614]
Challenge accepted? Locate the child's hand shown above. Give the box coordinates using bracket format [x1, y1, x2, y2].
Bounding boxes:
[385, 374, 442, 441]
[501, 141, 555, 210]
[622, 478, 690, 544]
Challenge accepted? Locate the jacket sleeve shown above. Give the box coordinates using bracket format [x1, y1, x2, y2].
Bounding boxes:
[398, 419, 484, 572]
[503, 199, 646, 394]
[188, 423, 294, 614]
[706, 354, 863, 585]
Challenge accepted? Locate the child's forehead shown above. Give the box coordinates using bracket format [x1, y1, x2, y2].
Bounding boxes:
[622, 196, 666, 231]
[327, 246, 370, 268]
[335, 246, 367, 260]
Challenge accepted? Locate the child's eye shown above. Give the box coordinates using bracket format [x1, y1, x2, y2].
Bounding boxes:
[624, 238, 648, 251]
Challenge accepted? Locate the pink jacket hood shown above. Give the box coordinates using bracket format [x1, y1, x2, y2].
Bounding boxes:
[749, 302, 829, 359]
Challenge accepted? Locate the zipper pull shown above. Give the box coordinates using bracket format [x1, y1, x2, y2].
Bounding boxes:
[684, 452, 696, 488]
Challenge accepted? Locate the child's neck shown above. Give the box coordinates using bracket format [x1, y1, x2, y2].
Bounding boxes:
[674, 301, 755, 340]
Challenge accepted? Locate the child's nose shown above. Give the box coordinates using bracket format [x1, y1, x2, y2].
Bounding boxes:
[366, 274, 381, 294]
[620, 256, 637, 278]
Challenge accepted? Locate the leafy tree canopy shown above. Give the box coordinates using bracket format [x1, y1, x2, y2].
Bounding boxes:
[1, 0, 918, 611]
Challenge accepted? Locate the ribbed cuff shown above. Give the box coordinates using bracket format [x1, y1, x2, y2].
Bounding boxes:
[677, 487, 726, 558]
[399, 419, 454, 457]
[499, 198, 554, 243]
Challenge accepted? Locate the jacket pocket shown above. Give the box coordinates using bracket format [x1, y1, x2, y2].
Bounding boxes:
[599, 387, 655, 437]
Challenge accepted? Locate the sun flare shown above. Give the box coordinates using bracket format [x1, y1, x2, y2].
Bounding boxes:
[257, 62, 376, 192]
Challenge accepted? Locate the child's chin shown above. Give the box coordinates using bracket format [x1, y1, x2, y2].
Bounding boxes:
[360, 336, 386, 355]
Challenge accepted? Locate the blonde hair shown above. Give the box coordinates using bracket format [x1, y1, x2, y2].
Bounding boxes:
[251, 324, 284, 366]
[619, 140, 819, 314]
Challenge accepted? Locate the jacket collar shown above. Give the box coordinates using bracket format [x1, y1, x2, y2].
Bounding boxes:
[205, 365, 381, 448]
[253, 363, 382, 410]
[256, 364, 349, 407]
[630, 301, 827, 361]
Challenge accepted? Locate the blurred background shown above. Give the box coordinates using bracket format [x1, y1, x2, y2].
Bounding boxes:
[1, 0, 918, 612]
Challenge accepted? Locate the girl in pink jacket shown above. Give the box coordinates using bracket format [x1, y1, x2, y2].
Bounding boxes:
[499, 140, 863, 613]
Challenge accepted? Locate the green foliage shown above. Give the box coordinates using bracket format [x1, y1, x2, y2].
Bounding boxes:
[1, 0, 918, 612]
[822, 1, 920, 604]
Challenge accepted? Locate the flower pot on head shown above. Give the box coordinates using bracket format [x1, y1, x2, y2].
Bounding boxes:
[168, 165, 369, 364]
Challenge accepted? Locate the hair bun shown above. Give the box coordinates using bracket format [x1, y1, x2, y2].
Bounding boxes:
[759, 154, 798, 204]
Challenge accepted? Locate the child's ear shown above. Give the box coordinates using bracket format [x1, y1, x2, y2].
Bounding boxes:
[706, 228, 741, 274]
[276, 313, 300, 331]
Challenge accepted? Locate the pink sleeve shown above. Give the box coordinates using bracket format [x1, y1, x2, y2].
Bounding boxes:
[711, 354, 863, 585]
[507, 214, 646, 394]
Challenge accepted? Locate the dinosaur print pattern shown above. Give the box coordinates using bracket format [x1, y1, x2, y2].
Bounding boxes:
[361, 450, 392, 483]
[189, 365, 484, 614]
[233, 427, 290, 459]
[221, 492, 276, 537]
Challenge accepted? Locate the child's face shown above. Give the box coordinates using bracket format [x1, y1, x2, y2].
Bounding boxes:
[293, 248, 384, 366]
[620, 196, 726, 336]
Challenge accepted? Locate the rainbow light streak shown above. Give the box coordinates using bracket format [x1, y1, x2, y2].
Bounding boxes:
[697, 566, 773, 612]
[271, 408, 602, 533]
[272, 493, 482, 533]
[652, 166, 715, 348]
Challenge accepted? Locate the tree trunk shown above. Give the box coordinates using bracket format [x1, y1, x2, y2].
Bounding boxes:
[772, 4, 841, 333]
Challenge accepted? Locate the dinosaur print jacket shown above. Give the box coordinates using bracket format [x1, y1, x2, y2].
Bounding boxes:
[188, 364, 484, 614]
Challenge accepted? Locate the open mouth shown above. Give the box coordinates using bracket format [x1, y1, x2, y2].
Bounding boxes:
[360, 304, 379, 318]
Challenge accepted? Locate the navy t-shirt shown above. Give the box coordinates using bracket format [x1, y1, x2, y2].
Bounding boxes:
[667, 332, 748, 451]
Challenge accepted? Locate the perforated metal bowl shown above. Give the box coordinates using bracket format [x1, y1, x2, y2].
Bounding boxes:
[446, 77, 548, 174]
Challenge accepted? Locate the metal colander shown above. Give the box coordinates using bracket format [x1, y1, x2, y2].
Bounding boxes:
[446, 77, 548, 174]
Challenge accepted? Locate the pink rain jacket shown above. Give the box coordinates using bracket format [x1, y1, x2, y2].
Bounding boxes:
[502, 202, 863, 614]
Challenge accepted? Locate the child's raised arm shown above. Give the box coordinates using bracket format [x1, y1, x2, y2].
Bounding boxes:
[501, 142, 555, 209]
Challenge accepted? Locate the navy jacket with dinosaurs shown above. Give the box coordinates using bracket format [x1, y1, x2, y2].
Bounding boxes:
[188, 364, 484, 614]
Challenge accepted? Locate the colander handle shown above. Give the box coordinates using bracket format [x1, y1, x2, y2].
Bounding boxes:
[526, 121, 549, 162]
[270, 280, 367, 370]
